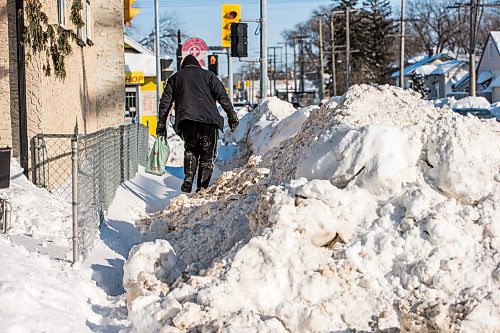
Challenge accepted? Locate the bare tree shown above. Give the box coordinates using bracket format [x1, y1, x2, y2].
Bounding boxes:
[125, 14, 186, 57]
[406, 0, 500, 57]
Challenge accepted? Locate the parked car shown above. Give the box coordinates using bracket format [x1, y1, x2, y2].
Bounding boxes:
[452, 108, 496, 120]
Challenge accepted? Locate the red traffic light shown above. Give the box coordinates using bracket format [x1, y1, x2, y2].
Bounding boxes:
[227, 11, 238, 19]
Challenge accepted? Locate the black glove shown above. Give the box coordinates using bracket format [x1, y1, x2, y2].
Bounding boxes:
[156, 122, 167, 137]
[228, 113, 239, 132]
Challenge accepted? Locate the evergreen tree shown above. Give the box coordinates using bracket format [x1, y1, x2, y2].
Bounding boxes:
[360, 0, 395, 84]
[331, 0, 366, 91]
[412, 74, 429, 99]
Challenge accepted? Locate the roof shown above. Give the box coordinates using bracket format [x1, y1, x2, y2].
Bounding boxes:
[491, 31, 500, 53]
[477, 70, 492, 84]
[489, 76, 500, 89]
[391, 53, 454, 79]
[124, 35, 173, 77]
[454, 73, 469, 89]
[430, 60, 465, 75]
[124, 35, 155, 56]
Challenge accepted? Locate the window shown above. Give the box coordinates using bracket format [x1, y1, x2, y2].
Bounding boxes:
[488, 41, 493, 59]
[58, 0, 66, 28]
[125, 89, 139, 122]
[86, 0, 93, 45]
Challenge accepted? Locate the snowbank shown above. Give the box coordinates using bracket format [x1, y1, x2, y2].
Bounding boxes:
[224, 97, 319, 157]
[0, 160, 71, 246]
[131, 84, 500, 332]
[0, 234, 123, 332]
[451, 96, 491, 110]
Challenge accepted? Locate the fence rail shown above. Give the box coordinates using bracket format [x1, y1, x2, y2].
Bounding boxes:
[32, 123, 149, 261]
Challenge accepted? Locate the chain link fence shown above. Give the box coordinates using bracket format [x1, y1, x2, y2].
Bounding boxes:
[32, 123, 149, 261]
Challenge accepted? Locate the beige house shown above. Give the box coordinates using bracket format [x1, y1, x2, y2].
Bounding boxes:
[0, 0, 125, 174]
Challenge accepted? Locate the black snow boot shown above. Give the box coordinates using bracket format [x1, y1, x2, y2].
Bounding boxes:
[181, 179, 193, 193]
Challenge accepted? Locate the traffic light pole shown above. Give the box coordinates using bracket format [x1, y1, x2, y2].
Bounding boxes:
[260, 0, 268, 99]
[345, 6, 350, 91]
[319, 16, 325, 100]
[227, 48, 234, 104]
[399, 0, 405, 89]
[154, 0, 161, 115]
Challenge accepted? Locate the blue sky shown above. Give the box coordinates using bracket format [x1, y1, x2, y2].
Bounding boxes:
[130, 0, 402, 75]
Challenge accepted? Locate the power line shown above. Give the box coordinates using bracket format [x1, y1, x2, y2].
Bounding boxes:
[134, 0, 332, 7]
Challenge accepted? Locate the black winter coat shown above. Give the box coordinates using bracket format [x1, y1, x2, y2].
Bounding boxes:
[158, 55, 236, 135]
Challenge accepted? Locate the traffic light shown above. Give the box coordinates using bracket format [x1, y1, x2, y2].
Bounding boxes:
[124, 0, 140, 26]
[230, 23, 248, 57]
[221, 4, 241, 48]
[160, 58, 174, 81]
[208, 54, 219, 75]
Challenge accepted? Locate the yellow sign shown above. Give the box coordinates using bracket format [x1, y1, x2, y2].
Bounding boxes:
[245, 80, 251, 87]
[221, 4, 241, 48]
[125, 71, 144, 84]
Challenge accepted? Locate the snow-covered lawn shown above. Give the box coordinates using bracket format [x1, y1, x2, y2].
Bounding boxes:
[1, 84, 499, 333]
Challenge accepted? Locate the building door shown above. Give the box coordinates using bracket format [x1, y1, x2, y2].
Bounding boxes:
[125, 85, 139, 124]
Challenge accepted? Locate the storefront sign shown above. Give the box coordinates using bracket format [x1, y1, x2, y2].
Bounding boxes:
[125, 71, 145, 84]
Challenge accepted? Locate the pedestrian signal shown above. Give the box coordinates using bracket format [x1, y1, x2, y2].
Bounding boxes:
[230, 23, 248, 57]
[208, 55, 219, 75]
[222, 4, 241, 48]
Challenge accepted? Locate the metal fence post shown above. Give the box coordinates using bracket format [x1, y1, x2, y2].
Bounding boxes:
[33, 136, 39, 186]
[71, 136, 79, 263]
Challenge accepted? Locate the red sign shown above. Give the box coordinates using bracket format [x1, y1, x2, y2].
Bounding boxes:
[182, 37, 208, 68]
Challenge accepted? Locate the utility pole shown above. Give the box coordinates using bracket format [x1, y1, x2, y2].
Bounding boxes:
[268, 46, 282, 97]
[399, 0, 405, 89]
[278, 42, 289, 101]
[227, 48, 233, 103]
[345, 6, 351, 91]
[176, 30, 182, 71]
[330, 13, 337, 97]
[273, 46, 276, 96]
[299, 39, 305, 91]
[319, 16, 325, 100]
[292, 37, 297, 92]
[260, 0, 268, 99]
[154, 0, 161, 113]
[470, 0, 477, 96]
[448, 1, 499, 97]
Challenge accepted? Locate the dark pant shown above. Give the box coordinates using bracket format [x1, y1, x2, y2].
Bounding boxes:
[179, 120, 219, 190]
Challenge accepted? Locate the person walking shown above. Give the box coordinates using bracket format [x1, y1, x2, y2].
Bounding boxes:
[156, 55, 239, 193]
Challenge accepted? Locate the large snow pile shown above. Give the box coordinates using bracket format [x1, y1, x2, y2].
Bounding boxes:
[224, 97, 320, 157]
[131, 85, 500, 332]
[0, 160, 71, 246]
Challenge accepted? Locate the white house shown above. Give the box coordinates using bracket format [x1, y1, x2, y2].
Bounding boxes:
[391, 53, 468, 99]
[391, 53, 454, 89]
[416, 60, 469, 99]
[477, 31, 500, 102]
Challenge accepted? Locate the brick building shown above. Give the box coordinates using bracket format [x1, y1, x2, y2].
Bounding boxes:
[0, 0, 125, 174]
